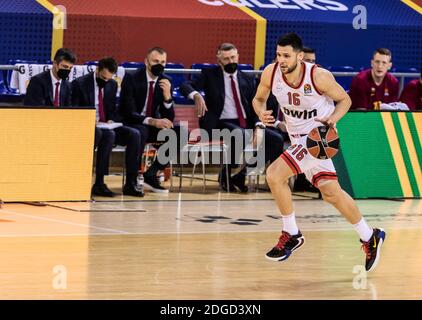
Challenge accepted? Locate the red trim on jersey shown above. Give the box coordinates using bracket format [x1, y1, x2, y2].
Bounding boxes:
[282, 62, 306, 90]
[311, 64, 323, 96]
[270, 62, 278, 90]
[311, 171, 337, 187]
[281, 152, 301, 175]
[313, 176, 338, 187]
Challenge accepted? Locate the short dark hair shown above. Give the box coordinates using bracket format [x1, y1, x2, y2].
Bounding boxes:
[303, 47, 315, 54]
[147, 47, 167, 55]
[53, 48, 76, 64]
[217, 43, 237, 54]
[98, 57, 118, 73]
[277, 33, 303, 52]
[372, 48, 392, 61]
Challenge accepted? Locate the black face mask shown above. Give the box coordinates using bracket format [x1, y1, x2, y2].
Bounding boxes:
[57, 68, 71, 80]
[150, 64, 164, 77]
[96, 77, 107, 89]
[223, 63, 238, 74]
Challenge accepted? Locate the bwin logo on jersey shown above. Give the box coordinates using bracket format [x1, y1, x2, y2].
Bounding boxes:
[283, 107, 317, 119]
[304, 84, 312, 95]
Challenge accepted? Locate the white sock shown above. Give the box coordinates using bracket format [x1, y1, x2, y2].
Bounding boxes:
[353, 218, 373, 242]
[282, 212, 299, 235]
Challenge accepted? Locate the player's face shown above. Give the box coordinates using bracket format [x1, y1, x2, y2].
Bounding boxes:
[276, 45, 304, 74]
[303, 52, 316, 64]
[371, 53, 392, 78]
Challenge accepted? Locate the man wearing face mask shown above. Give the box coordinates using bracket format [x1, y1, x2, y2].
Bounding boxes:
[24, 48, 75, 107]
[120, 47, 183, 193]
[72, 57, 143, 197]
[180, 43, 284, 192]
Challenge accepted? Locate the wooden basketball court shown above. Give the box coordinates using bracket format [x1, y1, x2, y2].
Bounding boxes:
[0, 175, 421, 300]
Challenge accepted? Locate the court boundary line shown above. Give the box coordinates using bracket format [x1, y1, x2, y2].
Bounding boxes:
[0, 224, 421, 238]
[0, 209, 130, 234]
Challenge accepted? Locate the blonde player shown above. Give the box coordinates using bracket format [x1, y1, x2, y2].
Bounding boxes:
[253, 33, 385, 272]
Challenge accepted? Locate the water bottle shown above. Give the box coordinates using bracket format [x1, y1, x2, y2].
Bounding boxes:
[158, 171, 165, 183]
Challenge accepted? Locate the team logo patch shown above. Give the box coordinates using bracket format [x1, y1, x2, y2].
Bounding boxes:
[304, 83, 312, 95]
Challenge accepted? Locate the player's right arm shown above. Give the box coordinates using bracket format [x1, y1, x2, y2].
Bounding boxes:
[253, 64, 276, 126]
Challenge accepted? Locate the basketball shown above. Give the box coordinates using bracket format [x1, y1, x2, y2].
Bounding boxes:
[306, 126, 340, 159]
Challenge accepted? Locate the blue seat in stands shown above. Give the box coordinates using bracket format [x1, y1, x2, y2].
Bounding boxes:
[84, 61, 98, 66]
[190, 63, 217, 81]
[121, 61, 145, 69]
[391, 67, 419, 86]
[165, 63, 190, 105]
[237, 63, 253, 71]
[390, 67, 418, 73]
[327, 66, 355, 91]
[165, 63, 186, 88]
[0, 71, 7, 98]
[0, 59, 38, 102]
[259, 64, 271, 71]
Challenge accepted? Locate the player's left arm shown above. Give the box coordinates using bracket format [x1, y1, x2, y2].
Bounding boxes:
[313, 67, 352, 127]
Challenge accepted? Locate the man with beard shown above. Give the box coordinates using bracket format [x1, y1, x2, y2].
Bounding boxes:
[253, 33, 385, 272]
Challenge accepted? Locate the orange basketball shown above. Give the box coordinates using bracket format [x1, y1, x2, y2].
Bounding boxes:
[306, 126, 340, 159]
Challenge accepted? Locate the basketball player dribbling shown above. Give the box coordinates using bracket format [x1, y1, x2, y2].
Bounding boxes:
[253, 33, 385, 272]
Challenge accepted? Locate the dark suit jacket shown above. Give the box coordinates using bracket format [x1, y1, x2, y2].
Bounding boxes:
[24, 70, 71, 107]
[180, 66, 259, 133]
[119, 67, 175, 125]
[71, 72, 120, 122]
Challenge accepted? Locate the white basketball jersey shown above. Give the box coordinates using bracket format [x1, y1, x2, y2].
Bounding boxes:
[271, 61, 335, 135]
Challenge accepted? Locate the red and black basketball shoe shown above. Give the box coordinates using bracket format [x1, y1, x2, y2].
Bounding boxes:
[360, 228, 386, 272]
[265, 231, 305, 262]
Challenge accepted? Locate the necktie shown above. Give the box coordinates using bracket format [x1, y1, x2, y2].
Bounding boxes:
[53, 82, 60, 107]
[146, 81, 155, 117]
[98, 88, 106, 122]
[230, 75, 246, 128]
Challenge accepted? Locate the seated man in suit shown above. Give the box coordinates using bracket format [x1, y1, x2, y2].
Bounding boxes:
[180, 43, 284, 192]
[72, 57, 144, 197]
[24, 48, 75, 107]
[119, 47, 186, 193]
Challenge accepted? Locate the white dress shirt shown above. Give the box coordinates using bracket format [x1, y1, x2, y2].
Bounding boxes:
[93, 72, 103, 122]
[219, 70, 247, 120]
[188, 70, 246, 120]
[188, 70, 264, 127]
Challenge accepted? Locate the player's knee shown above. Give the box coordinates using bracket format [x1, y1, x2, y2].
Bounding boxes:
[266, 162, 289, 185]
[320, 185, 342, 204]
[265, 165, 277, 185]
